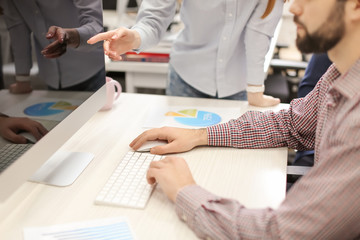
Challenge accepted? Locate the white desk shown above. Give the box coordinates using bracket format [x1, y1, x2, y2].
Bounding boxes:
[0, 91, 288, 239]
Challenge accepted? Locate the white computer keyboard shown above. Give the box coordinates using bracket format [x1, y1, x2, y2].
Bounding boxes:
[0, 144, 33, 174]
[95, 151, 164, 209]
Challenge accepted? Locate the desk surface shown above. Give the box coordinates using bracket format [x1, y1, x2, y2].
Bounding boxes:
[0, 91, 289, 239]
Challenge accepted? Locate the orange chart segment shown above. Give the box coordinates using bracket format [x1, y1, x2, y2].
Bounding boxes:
[165, 112, 186, 117]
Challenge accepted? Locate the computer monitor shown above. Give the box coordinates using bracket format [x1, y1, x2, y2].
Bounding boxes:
[0, 2, 108, 202]
[0, 86, 107, 202]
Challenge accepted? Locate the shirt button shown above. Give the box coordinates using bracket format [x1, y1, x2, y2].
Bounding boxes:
[223, 37, 227, 41]
[206, 237, 212, 240]
[182, 214, 187, 222]
[219, 59, 223, 63]
[228, 13, 233, 17]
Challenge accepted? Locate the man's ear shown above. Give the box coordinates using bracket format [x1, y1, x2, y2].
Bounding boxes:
[349, 0, 360, 21]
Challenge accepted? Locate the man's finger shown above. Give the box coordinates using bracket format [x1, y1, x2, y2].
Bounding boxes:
[149, 160, 165, 169]
[103, 39, 111, 52]
[150, 142, 177, 155]
[46, 26, 57, 39]
[37, 124, 48, 136]
[41, 40, 62, 54]
[146, 168, 159, 184]
[4, 130, 27, 144]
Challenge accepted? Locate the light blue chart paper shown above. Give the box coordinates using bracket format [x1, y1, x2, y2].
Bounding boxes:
[23, 217, 135, 240]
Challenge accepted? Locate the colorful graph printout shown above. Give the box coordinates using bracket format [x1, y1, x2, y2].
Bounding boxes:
[3, 98, 83, 121]
[165, 109, 221, 127]
[24, 101, 78, 117]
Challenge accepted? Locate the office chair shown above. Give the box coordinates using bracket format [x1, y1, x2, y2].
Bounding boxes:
[264, 44, 308, 103]
[286, 165, 312, 191]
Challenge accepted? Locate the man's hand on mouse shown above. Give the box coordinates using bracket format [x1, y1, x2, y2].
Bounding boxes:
[0, 116, 48, 143]
[129, 127, 208, 155]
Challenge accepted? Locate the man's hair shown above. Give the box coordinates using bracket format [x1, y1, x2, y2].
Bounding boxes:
[262, 0, 287, 19]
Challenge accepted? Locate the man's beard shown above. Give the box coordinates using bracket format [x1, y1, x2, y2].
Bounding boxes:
[294, 2, 345, 54]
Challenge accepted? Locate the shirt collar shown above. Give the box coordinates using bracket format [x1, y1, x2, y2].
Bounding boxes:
[331, 58, 360, 99]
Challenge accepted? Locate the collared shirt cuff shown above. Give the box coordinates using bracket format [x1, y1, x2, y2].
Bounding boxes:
[175, 185, 218, 226]
[130, 26, 146, 53]
[15, 75, 31, 82]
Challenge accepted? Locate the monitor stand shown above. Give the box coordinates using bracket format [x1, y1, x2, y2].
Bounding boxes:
[29, 151, 94, 186]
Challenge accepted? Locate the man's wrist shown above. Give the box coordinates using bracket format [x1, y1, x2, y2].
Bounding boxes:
[66, 28, 80, 48]
[15, 75, 31, 82]
[195, 128, 208, 146]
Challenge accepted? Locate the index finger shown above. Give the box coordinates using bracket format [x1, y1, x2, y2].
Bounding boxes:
[87, 31, 116, 44]
[23, 122, 48, 141]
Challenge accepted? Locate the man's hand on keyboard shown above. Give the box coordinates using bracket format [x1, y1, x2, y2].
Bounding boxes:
[146, 156, 196, 202]
[130, 127, 208, 155]
[0, 116, 48, 143]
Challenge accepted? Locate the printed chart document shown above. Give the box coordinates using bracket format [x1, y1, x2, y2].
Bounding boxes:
[23, 217, 135, 240]
[143, 104, 241, 129]
[4, 97, 83, 122]
[143, 101, 291, 129]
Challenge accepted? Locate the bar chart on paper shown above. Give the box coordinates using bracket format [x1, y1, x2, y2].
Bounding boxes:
[23, 217, 135, 240]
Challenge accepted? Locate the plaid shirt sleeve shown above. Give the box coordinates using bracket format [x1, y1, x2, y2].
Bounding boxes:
[206, 81, 323, 151]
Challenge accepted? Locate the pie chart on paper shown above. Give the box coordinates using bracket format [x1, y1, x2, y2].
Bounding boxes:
[24, 101, 78, 116]
[165, 109, 221, 127]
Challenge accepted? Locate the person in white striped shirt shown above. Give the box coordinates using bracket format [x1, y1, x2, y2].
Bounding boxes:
[130, 0, 360, 239]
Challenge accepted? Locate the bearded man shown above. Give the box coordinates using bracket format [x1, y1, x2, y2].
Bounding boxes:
[130, 0, 360, 239]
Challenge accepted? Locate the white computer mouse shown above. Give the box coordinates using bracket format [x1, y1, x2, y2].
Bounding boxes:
[18, 132, 37, 144]
[137, 140, 168, 152]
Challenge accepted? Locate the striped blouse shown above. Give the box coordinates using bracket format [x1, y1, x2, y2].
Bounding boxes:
[175, 59, 360, 239]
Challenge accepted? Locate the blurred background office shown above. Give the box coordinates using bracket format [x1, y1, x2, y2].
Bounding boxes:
[0, 0, 105, 93]
[1, 1, 307, 98]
